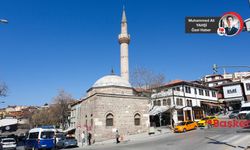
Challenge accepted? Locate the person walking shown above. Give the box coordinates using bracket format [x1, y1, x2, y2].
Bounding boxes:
[115, 130, 120, 144]
[88, 132, 92, 145]
[81, 131, 85, 147]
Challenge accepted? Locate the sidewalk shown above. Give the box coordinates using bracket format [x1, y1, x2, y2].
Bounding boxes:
[82, 127, 173, 147]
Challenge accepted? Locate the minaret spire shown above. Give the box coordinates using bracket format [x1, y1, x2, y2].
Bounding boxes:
[122, 6, 127, 23]
[119, 5, 130, 82]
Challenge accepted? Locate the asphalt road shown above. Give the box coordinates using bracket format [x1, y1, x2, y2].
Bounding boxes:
[72, 127, 250, 150]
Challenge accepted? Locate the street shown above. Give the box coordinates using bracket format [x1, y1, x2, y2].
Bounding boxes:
[70, 127, 250, 150]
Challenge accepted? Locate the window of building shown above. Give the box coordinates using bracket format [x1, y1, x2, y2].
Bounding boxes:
[185, 87, 191, 93]
[163, 99, 167, 106]
[199, 89, 204, 96]
[194, 88, 197, 95]
[187, 100, 192, 107]
[246, 83, 250, 91]
[176, 87, 181, 91]
[153, 101, 156, 106]
[106, 113, 114, 127]
[134, 113, 141, 126]
[157, 100, 161, 106]
[176, 98, 183, 106]
[205, 90, 210, 96]
[212, 91, 216, 97]
[167, 98, 171, 105]
[177, 110, 184, 121]
[90, 114, 93, 127]
[194, 110, 203, 119]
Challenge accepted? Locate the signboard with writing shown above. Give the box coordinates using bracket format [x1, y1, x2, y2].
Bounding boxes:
[185, 17, 221, 33]
[223, 85, 243, 98]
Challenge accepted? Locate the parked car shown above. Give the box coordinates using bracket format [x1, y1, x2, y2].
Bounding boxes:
[25, 127, 56, 150]
[56, 136, 77, 148]
[238, 103, 250, 119]
[174, 121, 197, 133]
[197, 116, 218, 127]
[0, 138, 17, 150]
[246, 113, 250, 120]
[229, 110, 240, 119]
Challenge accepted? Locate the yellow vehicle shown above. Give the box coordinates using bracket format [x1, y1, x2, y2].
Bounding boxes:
[197, 116, 218, 127]
[174, 121, 198, 133]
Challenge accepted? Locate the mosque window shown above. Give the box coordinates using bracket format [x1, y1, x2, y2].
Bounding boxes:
[134, 113, 141, 126]
[157, 100, 161, 106]
[163, 99, 167, 106]
[106, 113, 114, 126]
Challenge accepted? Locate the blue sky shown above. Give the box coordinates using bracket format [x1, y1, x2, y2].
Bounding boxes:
[0, 0, 249, 107]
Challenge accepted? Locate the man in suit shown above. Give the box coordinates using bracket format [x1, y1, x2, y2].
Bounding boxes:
[225, 16, 238, 35]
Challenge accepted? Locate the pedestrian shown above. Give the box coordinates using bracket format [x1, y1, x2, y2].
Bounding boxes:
[84, 131, 88, 146]
[81, 131, 85, 147]
[115, 130, 120, 144]
[88, 132, 92, 145]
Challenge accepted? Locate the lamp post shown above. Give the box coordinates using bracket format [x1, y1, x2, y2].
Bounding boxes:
[0, 19, 8, 24]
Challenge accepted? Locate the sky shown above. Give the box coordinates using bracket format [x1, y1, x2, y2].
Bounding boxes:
[0, 0, 249, 107]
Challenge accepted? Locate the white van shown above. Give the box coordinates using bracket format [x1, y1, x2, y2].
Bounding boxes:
[238, 102, 250, 119]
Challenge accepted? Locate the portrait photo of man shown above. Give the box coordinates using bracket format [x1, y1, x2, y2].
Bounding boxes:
[224, 16, 239, 36]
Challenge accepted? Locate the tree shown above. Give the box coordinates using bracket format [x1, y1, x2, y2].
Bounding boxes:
[50, 90, 75, 130]
[30, 90, 75, 129]
[131, 66, 165, 92]
[0, 82, 8, 97]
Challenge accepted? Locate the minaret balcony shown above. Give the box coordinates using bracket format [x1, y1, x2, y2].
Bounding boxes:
[118, 34, 130, 44]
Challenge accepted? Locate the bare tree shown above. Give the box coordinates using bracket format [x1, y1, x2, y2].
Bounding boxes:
[131, 66, 165, 91]
[30, 90, 75, 129]
[51, 90, 75, 130]
[0, 82, 8, 97]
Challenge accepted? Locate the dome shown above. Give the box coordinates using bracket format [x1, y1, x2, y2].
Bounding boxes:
[92, 75, 132, 88]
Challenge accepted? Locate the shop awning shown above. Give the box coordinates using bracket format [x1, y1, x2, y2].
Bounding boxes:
[221, 97, 244, 102]
[149, 106, 170, 116]
[63, 127, 76, 134]
[201, 102, 222, 107]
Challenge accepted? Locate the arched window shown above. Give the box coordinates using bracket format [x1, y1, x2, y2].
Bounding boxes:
[163, 99, 167, 106]
[134, 113, 141, 126]
[157, 100, 161, 106]
[106, 113, 114, 126]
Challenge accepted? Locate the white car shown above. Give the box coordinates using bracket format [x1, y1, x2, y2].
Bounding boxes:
[0, 138, 17, 150]
[238, 102, 250, 119]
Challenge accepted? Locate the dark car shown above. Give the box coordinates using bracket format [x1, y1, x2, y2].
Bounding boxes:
[229, 110, 240, 119]
[56, 137, 77, 148]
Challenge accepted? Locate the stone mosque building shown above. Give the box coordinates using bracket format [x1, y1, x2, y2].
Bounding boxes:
[73, 8, 150, 142]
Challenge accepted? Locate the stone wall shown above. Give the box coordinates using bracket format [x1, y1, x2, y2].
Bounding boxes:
[76, 93, 150, 142]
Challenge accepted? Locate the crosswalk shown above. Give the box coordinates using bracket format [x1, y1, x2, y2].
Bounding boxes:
[206, 133, 250, 149]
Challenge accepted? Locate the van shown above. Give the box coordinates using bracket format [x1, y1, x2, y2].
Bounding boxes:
[238, 102, 250, 119]
[25, 127, 56, 150]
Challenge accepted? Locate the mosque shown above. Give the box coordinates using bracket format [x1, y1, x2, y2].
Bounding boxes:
[74, 8, 150, 142]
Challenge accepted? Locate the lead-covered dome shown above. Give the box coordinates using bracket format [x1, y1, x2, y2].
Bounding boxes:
[92, 75, 132, 88]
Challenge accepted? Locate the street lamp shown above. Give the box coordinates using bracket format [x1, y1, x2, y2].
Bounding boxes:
[0, 19, 8, 24]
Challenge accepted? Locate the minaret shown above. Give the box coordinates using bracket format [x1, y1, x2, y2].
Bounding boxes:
[119, 7, 130, 81]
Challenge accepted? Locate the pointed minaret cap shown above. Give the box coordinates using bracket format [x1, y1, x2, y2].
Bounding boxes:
[122, 6, 127, 23]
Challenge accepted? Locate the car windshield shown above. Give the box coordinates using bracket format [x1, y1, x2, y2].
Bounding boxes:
[2, 139, 15, 143]
[240, 107, 250, 111]
[41, 131, 54, 139]
[232, 110, 239, 113]
[66, 137, 75, 140]
[56, 133, 65, 138]
[178, 122, 186, 126]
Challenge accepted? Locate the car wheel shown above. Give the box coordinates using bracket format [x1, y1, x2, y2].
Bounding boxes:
[183, 128, 186, 132]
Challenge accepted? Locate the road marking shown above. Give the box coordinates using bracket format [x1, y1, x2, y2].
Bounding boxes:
[232, 135, 250, 145]
[208, 134, 221, 139]
[221, 135, 241, 143]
